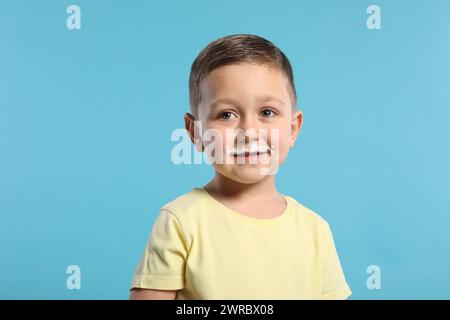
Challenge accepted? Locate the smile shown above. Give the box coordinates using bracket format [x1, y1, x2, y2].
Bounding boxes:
[233, 150, 270, 157]
[226, 144, 273, 158]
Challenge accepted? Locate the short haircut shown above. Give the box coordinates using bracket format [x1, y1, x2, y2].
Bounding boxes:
[189, 34, 297, 116]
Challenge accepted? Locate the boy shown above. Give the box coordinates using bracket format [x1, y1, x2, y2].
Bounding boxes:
[129, 34, 352, 300]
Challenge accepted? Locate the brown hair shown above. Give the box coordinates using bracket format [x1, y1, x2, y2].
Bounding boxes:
[189, 34, 297, 116]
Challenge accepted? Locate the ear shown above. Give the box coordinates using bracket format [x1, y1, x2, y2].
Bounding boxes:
[289, 110, 303, 148]
[184, 112, 204, 152]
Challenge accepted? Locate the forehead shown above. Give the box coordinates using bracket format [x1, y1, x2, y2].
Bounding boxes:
[199, 63, 291, 106]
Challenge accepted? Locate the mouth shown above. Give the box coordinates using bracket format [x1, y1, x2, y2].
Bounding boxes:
[226, 144, 273, 159]
[233, 150, 269, 158]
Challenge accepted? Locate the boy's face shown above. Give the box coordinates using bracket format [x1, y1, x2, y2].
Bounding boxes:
[188, 63, 303, 184]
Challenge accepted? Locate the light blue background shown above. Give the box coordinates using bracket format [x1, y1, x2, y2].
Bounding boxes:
[1, 0, 449, 299]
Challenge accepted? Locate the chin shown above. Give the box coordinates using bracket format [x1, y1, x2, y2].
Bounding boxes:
[220, 166, 273, 184]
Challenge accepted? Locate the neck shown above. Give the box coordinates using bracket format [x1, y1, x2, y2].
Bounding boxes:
[205, 171, 279, 200]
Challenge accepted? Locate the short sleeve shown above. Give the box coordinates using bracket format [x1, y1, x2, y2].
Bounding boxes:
[320, 223, 352, 300]
[130, 209, 188, 291]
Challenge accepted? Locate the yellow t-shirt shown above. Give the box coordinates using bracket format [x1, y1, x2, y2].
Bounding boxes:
[130, 187, 352, 300]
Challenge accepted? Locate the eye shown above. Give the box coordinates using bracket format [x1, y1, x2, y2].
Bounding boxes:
[260, 108, 276, 118]
[219, 111, 237, 120]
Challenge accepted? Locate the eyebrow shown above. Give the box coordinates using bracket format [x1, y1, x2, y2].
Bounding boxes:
[256, 95, 285, 106]
[210, 95, 285, 109]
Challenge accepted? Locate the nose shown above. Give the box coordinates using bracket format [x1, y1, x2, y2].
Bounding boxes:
[236, 115, 259, 144]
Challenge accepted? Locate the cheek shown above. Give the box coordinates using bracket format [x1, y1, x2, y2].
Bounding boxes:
[279, 131, 292, 156]
[267, 124, 292, 164]
[268, 124, 291, 148]
[202, 125, 230, 159]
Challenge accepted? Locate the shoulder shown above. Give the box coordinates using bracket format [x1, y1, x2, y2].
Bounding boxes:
[159, 188, 207, 223]
[155, 188, 209, 248]
[286, 196, 338, 255]
[286, 195, 332, 235]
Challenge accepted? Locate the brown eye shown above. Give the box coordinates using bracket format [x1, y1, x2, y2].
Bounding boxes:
[261, 109, 275, 118]
[219, 111, 236, 119]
